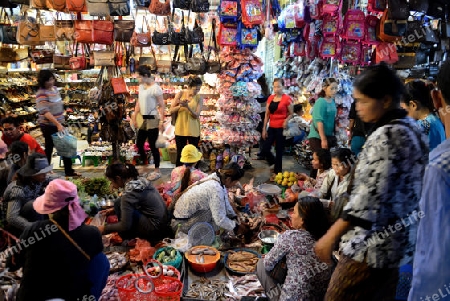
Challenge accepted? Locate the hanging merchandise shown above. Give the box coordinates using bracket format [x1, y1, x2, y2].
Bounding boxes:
[92, 19, 114, 45]
[238, 23, 259, 48]
[409, 0, 428, 14]
[340, 40, 361, 64]
[320, 35, 340, 58]
[377, 7, 407, 42]
[373, 42, 399, 64]
[368, 0, 386, 13]
[173, 0, 190, 9]
[241, 0, 264, 27]
[55, 16, 74, 41]
[17, 12, 44, 45]
[205, 18, 221, 73]
[131, 16, 152, 47]
[308, 0, 321, 19]
[190, 0, 210, 12]
[0, 10, 18, 44]
[387, 0, 409, 20]
[108, 0, 130, 16]
[322, 13, 339, 36]
[364, 15, 379, 44]
[219, 0, 239, 22]
[151, 17, 171, 45]
[75, 19, 94, 43]
[66, 0, 87, 12]
[342, 9, 365, 41]
[69, 42, 88, 70]
[114, 20, 135, 42]
[216, 48, 263, 148]
[149, 0, 171, 16]
[185, 20, 204, 45]
[218, 23, 238, 46]
[38, 15, 56, 42]
[322, 0, 340, 15]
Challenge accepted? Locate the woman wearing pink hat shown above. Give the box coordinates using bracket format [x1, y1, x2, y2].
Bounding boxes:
[7, 179, 109, 301]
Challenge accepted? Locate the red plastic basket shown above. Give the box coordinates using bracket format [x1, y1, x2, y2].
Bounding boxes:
[152, 276, 183, 301]
[116, 273, 182, 301]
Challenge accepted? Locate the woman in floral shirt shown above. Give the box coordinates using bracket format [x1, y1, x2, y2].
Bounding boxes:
[315, 63, 428, 300]
[257, 196, 332, 301]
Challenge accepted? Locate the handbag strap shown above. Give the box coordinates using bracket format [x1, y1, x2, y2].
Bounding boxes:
[207, 18, 218, 61]
[49, 217, 91, 261]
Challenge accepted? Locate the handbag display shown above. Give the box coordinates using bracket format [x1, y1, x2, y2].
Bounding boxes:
[131, 16, 152, 47]
[173, 0, 190, 9]
[69, 43, 88, 70]
[190, 0, 209, 12]
[114, 20, 135, 42]
[172, 45, 188, 76]
[17, 14, 44, 46]
[152, 17, 172, 45]
[0, 47, 28, 62]
[171, 11, 186, 46]
[149, 0, 170, 16]
[31, 0, 48, 9]
[111, 67, 128, 94]
[269, 257, 287, 284]
[93, 50, 115, 66]
[53, 53, 71, 69]
[49, 0, 66, 11]
[75, 20, 94, 43]
[205, 19, 220, 73]
[185, 56, 206, 75]
[109, 0, 130, 16]
[66, 0, 87, 12]
[0, 10, 18, 45]
[86, 0, 109, 16]
[30, 49, 54, 64]
[55, 19, 74, 41]
[38, 15, 55, 42]
[92, 20, 114, 45]
[156, 57, 172, 73]
[138, 46, 157, 71]
[186, 20, 204, 45]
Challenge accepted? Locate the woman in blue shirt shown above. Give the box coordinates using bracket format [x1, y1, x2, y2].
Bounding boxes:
[400, 80, 445, 151]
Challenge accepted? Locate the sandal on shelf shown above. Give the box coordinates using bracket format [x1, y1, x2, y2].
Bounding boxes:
[147, 172, 161, 181]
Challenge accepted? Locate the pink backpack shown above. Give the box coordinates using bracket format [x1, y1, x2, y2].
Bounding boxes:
[364, 15, 380, 44]
[340, 40, 361, 64]
[322, 13, 339, 36]
[320, 35, 340, 58]
[342, 9, 366, 40]
[308, 0, 322, 20]
[322, 0, 340, 15]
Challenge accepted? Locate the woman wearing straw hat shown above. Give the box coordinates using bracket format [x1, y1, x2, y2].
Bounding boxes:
[7, 179, 108, 301]
[3, 153, 53, 236]
[168, 144, 207, 199]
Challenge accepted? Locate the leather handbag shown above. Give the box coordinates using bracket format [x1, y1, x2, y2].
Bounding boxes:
[269, 257, 287, 284]
[152, 17, 172, 45]
[173, 0, 190, 9]
[156, 57, 172, 73]
[205, 19, 220, 73]
[49, 0, 66, 11]
[38, 16, 56, 42]
[111, 67, 128, 94]
[114, 20, 135, 42]
[149, 0, 171, 16]
[186, 20, 204, 45]
[86, 0, 109, 16]
[75, 20, 94, 43]
[31, 0, 48, 9]
[55, 19, 74, 41]
[109, 0, 130, 16]
[172, 45, 188, 76]
[0, 10, 18, 45]
[92, 20, 114, 45]
[0, 47, 28, 62]
[138, 45, 157, 71]
[17, 15, 44, 46]
[190, 0, 209, 12]
[53, 53, 71, 69]
[30, 49, 54, 64]
[66, 0, 87, 12]
[185, 45, 206, 75]
[131, 16, 151, 47]
[69, 43, 88, 70]
[93, 50, 115, 66]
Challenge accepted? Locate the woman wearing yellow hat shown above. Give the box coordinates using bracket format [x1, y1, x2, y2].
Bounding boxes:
[169, 144, 207, 199]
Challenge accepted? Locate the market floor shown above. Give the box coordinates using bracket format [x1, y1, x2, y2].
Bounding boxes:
[51, 147, 309, 185]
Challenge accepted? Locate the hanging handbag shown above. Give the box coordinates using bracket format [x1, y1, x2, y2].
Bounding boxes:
[405, 20, 425, 42]
[114, 19, 135, 42]
[92, 20, 114, 45]
[172, 45, 188, 76]
[109, 0, 130, 16]
[423, 23, 440, 45]
[31, 0, 48, 9]
[185, 45, 206, 75]
[75, 20, 94, 43]
[131, 16, 152, 47]
[269, 257, 287, 284]
[17, 14, 44, 46]
[30, 48, 54, 64]
[49, 0, 66, 11]
[138, 45, 157, 71]
[53, 53, 71, 69]
[93, 50, 115, 66]
[69, 42, 88, 70]
[156, 54, 172, 73]
[38, 15, 56, 42]
[205, 19, 220, 73]
[173, 0, 190, 9]
[387, 0, 409, 20]
[149, 0, 170, 16]
[441, 5, 450, 38]
[111, 67, 128, 94]
[66, 0, 87, 12]
[55, 19, 74, 41]
[171, 12, 187, 46]
[152, 17, 172, 45]
[190, 0, 209, 12]
[86, 0, 109, 16]
[0, 47, 28, 62]
[186, 19, 204, 45]
[0, 10, 18, 45]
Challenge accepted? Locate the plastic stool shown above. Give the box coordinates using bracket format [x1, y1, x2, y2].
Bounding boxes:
[59, 155, 82, 167]
[82, 155, 101, 167]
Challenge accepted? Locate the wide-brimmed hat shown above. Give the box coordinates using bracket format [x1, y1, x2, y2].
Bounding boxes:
[34, 179, 87, 231]
[17, 153, 52, 177]
[180, 144, 202, 164]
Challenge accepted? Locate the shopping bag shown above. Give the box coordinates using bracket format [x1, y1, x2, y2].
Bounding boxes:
[51, 130, 77, 157]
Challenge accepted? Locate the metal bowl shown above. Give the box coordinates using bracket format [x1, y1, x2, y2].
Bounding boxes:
[258, 230, 279, 246]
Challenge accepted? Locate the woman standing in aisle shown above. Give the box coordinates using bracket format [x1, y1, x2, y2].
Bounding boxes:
[35, 70, 80, 177]
[261, 79, 294, 174]
[132, 66, 165, 181]
[400, 80, 445, 151]
[315, 63, 428, 301]
[308, 78, 338, 177]
[170, 77, 203, 167]
[255, 74, 270, 159]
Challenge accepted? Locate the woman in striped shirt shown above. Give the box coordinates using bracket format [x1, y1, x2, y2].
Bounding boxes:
[35, 70, 80, 177]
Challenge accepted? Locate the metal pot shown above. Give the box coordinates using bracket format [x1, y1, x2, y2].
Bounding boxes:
[258, 230, 279, 246]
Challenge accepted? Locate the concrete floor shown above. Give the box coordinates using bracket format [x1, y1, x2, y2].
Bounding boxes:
[52, 147, 309, 186]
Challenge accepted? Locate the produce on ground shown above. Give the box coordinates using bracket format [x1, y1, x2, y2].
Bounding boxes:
[226, 251, 259, 273]
[156, 247, 178, 264]
[274, 171, 298, 187]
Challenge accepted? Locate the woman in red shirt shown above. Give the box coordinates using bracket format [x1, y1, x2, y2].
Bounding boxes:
[261, 79, 294, 174]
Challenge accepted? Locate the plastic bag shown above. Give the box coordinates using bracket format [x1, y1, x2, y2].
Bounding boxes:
[155, 132, 168, 148]
[163, 231, 191, 253]
[90, 213, 106, 227]
[51, 130, 77, 157]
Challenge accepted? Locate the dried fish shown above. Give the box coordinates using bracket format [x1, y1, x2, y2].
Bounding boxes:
[227, 251, 259, 273]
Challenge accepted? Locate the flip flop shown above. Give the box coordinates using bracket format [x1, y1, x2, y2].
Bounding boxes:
[147, 172, 161, 181]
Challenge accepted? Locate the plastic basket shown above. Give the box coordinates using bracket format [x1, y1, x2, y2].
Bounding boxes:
[161, 148, 170, 161]
[188, 222, 215, 247]
[168, 148, 177, 164]
[116, 273, 182, 301]
[153, 247, 183, 270]
[153, 276, 183, 301]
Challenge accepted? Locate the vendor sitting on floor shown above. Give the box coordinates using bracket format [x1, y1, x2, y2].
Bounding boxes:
[256, 196, 332, 301]
[99, 162, 171, 245]
[297, 148, 332, 190]
[169, 144, 207, 198]
[171, 162, 248, 235]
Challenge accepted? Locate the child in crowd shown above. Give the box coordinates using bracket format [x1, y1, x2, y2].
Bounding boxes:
[320, 148, 354, 201]
[297, 148, 332, 191]
[284, 104, 310, 144]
